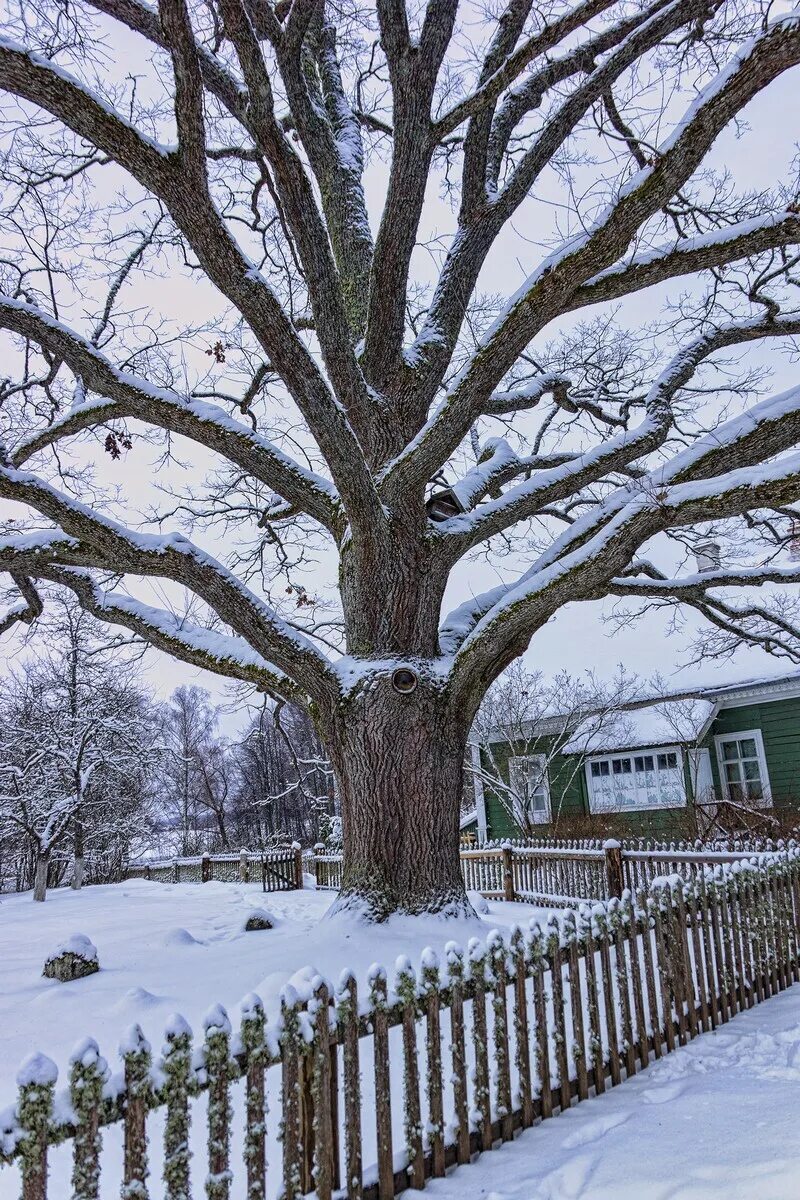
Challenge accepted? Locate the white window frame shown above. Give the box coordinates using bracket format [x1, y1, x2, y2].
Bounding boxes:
[585, 746, 687, 814]
[508, 754, 551, 825]
[713, 728, 772, 807]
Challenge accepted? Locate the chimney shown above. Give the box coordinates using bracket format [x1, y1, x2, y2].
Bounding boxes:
[695, 541, 721, 574]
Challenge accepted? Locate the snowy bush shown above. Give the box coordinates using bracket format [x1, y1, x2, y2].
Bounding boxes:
[43, 933, 99, 982]
[243, 907, 275, 931]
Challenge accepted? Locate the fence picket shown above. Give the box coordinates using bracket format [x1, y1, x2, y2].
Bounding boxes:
[530, 924, 553, 1118]
[396, 959, 424, 1191]
[564, 913, 589, 1102]
[337, 973, 362, 1200]
[445, 943, 471, 1165]
[121, 1026, 151, 1200]
[240, 998, 266, 1200]
[162, 1016, 193, 1200]
[369, 970, 394, 1200]
[468, 938, 493, 1150]
[422, 951, 446, 1179]
[488, 933, 513, 1142]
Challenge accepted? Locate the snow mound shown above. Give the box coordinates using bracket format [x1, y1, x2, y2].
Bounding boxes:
[467, 890, 490, 915]
[162, 927, 203, 947]
[113, 987, 163, 1011]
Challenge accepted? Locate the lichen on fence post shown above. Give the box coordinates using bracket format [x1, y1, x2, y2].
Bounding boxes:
[563, 912, 588, 1102]
[578, 906, 604, 1095]
[487, 932, 512, 1142]
[421, 948, 445, 1177]
[335, 972, 362, 1200]
[17, 1052, 57, 1200]
[609, 898, 636, 1078]
[510, 926, 535, 1125]
[468, 937, 493, 1149]
[529, 922, 553, 1117]
[280, 990, 304, 1200]
[368, 967, 394, 1200]
[69, 1038, 107, 1200]
[395, 957, 424, 1190]
[161, 1014, 193, 1200]
[203, 1004, 232, 1200]
[240, 996, 267, 1200]
[445, 942, 471, 1164]
[121, 1025, 151, 1199]
[309, 980, 334, 1200]
[546, 916, 570, 1113]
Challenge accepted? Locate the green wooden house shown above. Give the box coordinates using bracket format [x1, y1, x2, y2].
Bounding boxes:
[462, 670, 800, 843]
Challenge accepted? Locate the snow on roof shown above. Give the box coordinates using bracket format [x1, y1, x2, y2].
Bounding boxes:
[562, 699, 717, 755]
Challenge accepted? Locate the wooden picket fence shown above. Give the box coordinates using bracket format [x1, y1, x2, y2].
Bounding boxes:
[126, 846, 304, 892]
[3, 852, 799, 1199]
[311, 841, 782, 907]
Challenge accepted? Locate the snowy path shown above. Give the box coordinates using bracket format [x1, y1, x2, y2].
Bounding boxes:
[407, 985, 800, 1200]
[0, 879, 551, 1106]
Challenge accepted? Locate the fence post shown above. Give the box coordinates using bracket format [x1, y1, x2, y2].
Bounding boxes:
[604, 839, 624, 899]
[293, 843, 304, 890]
[313, 844, 325, 889]
[201, 852, 211, 884]
[239, 849, 249, 884]
[502, 842, 515, 902]
[173, 858, 179, 884]
[17, 1052, 57, 1200]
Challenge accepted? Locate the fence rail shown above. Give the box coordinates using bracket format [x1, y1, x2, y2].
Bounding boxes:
[3, 852, 799, 1199]
[126, 846, 304, 892]
[311, 840, 784, 906]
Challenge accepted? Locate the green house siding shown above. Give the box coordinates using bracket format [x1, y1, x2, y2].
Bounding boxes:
[704, 697, 800, 820]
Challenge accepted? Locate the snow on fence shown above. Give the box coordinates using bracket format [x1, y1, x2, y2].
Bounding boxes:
[311, 842, 780, 907]
[125, 846, 304, 892]
[3, 853, 800, 1199]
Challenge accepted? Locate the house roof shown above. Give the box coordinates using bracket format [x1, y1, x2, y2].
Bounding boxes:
[483, 666, 800, 756]
[561, 698, 717, 755]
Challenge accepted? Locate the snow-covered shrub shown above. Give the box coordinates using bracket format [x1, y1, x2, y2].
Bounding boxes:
[43, 934, 99, 981]
[243, 907, 275, 931]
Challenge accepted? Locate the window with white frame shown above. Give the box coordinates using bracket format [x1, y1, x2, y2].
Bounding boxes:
[509, 754, 551, 824]
[714, 730, 772, 806]
[585, 747, 686, 813]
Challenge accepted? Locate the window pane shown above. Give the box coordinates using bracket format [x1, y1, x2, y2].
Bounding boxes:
[746, 780, 764, 801]
[739, 738, 757, 758]
[599, 761, 609, 776]
[722, 741, 739, 761]
[634, 756, 644, 772]
[743, 760, 762, 783]
[665, 752, 677, 769]
[724, 762, 741, 784]
[591, 761, 601, 777]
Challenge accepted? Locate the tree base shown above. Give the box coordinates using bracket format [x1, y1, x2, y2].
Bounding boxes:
[328, 883, 477, 924]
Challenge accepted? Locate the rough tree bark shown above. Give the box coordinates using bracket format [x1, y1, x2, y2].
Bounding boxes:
[321, 673, 472, 918]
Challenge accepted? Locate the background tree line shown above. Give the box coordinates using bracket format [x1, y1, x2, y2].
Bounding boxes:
[0, 597, 337, 899]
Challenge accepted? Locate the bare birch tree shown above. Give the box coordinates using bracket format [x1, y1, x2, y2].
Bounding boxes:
[2, 0, 800, 916]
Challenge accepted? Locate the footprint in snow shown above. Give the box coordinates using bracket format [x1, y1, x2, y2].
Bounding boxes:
[561, 1111, 630, 1148]
[639, 1080, 688, 1105]
[537, 1153, 597, 1198]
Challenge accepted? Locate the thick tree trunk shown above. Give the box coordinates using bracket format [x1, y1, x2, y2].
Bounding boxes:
[322, 677, 472, 920]
[33, 848, 50, 903]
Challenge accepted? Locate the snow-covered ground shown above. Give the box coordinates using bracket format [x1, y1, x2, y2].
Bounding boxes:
[411, 985, 800, 1200]
[0, 878, 550, 1105]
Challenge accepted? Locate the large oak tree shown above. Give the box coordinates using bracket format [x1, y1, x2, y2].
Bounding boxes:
[1, 0, 800, 917]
